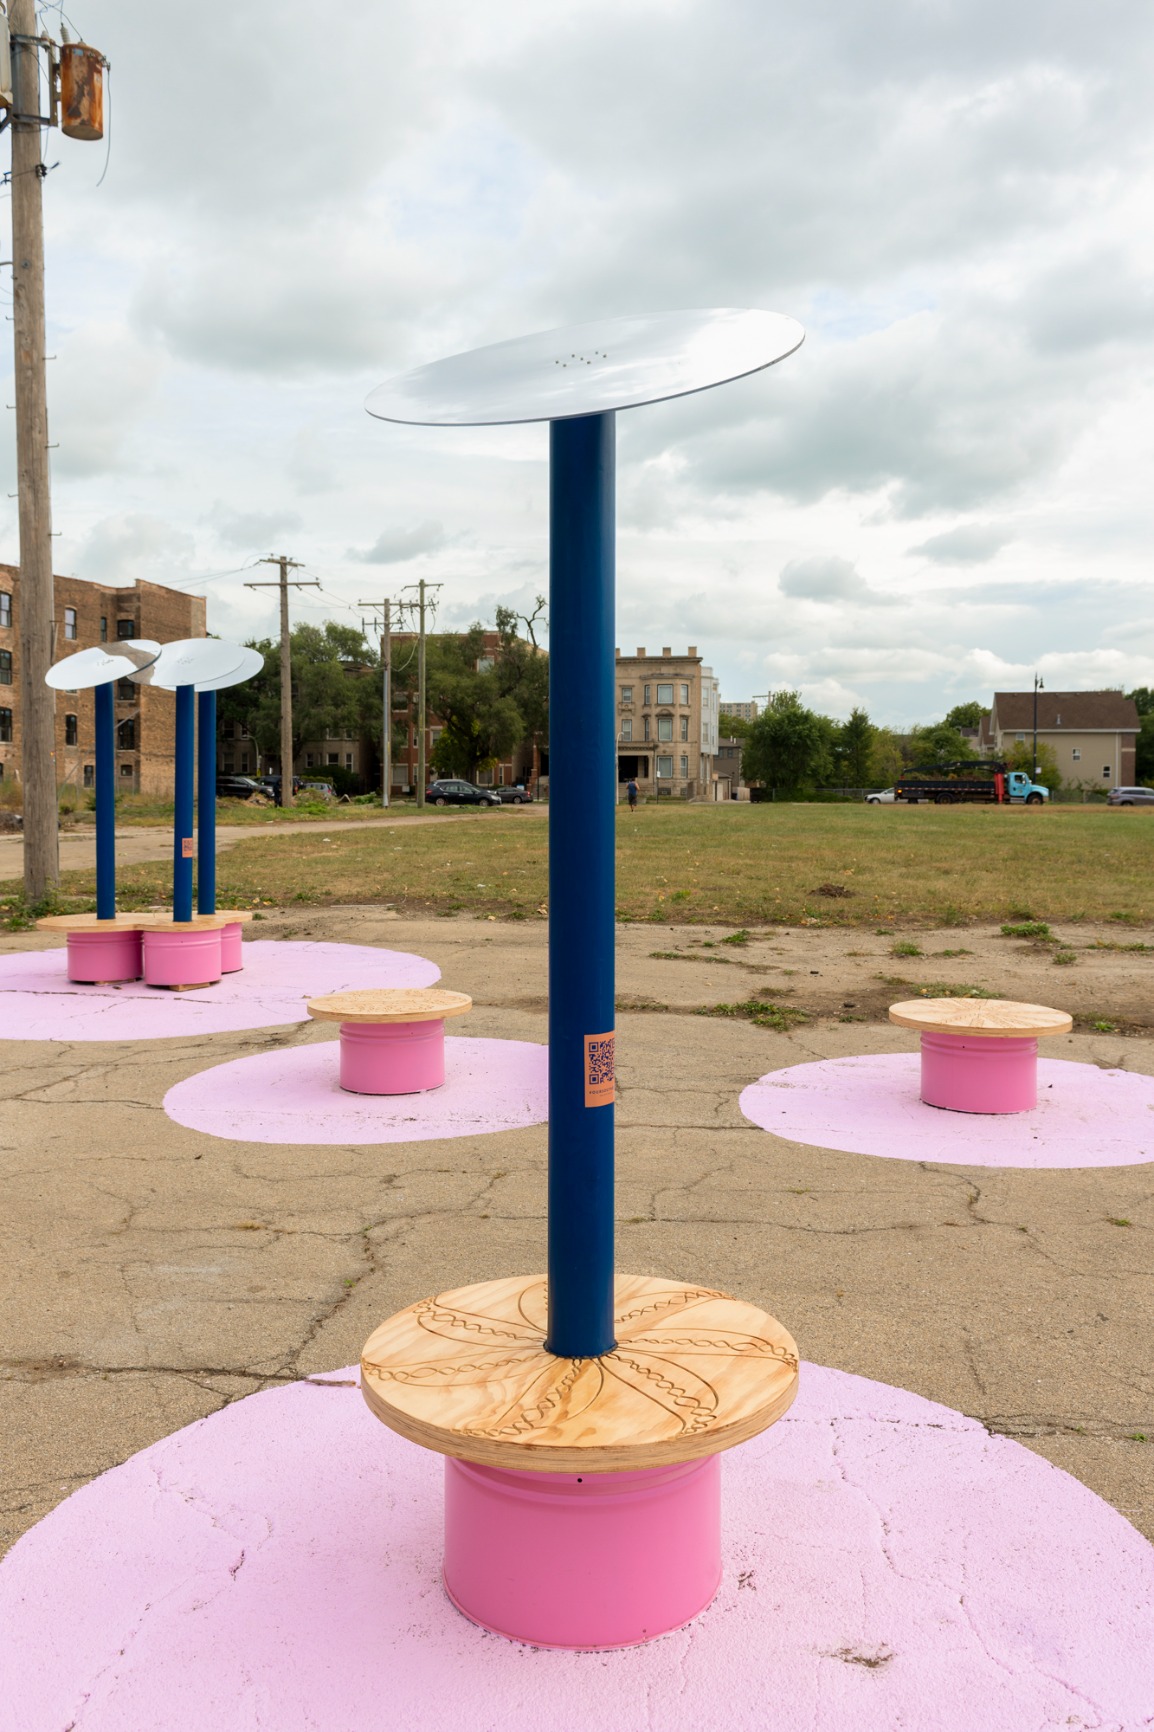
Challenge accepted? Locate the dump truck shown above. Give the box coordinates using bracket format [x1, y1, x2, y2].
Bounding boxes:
[893, 761, 1049, 805]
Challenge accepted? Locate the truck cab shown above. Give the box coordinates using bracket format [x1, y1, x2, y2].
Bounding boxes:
[1005, 771, 1049, 803]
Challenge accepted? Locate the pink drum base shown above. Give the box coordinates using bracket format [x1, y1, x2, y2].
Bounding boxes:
[340, 1018, 445, 1094]
[142, 928, 223, 988]
[219, 922, 244, 974]
[920, 1031, 1037, 1113]
[65, 929, 142, 984]
[444, 1455, 720, 1649]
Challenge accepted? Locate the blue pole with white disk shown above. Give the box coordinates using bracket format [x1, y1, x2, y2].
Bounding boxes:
[173, 685, 195, 923]
[197, 691, 217, 915]
[94, 681, 116, 919]
[545, 410, 617, 1360]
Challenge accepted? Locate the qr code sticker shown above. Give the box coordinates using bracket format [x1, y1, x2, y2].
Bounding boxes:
[587, 1037, 615, 1085]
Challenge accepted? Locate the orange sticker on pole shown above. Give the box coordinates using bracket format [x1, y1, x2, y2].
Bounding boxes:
[584, 1031, 616, 1107]
[181, 837, 195, 858]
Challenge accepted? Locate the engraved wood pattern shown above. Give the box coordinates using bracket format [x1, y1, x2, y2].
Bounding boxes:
[888, 998, 1072, 1039]
[308, 988, 472, 1025]
[361, 1273, 799, 1472]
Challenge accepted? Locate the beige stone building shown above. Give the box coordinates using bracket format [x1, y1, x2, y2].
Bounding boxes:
[615, 646, 720, 798]
[981, 691, 1139, 790]
[0, 564, 206, 795]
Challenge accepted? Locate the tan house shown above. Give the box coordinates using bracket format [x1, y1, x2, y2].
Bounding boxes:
[982, 691, 1139, 789]
[0, 563, 206, 795]
[615, 646, 720, 798]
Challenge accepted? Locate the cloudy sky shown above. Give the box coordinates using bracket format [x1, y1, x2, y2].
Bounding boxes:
[3, 0, 1153, 724]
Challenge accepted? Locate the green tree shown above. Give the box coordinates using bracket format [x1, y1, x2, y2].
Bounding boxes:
[216, 622, 376, 772]
[426, 625, 526, 780]
[907, 721, 971, 768]
[1136, 714, 1154, 782]
[718, 712, 755, 740]
[1126, 687, 1154, 716]
[866, 726, 904, 788]
[742, 690, 832, 795]
[1004, 738, 1061, 791]
[944, 701, 985, 729]
[835, 707, 875, 786]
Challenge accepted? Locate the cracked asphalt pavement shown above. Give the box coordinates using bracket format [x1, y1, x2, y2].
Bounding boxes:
[2, 909, 1151, 1550]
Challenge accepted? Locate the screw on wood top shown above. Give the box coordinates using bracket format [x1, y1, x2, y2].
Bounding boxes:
[888, 998, 1073, 1038]
[361, 1273, 799, 1473]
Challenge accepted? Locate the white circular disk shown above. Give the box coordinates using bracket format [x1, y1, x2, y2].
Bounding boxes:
[366, 308, 804, 426]
[133, 639, 248, 690]
[193, 645, 264, 693]
[44, 641, 161, 691]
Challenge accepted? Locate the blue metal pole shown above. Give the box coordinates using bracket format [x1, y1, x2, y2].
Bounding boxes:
[197, 690, 217, 915]
[173, 685, 195, 923]
[94, 680, 116, 919]
[545, 411, 617, 1360]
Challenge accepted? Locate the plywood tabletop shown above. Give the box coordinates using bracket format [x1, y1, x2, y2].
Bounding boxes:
[211, 909, 255, 924]
[308, 988, 472, 1024]
[361, 1273, 799, 1473]
[135, 913, 237, 932]
[888, 997, 1073, 1038]
[35, 913, 149, 933]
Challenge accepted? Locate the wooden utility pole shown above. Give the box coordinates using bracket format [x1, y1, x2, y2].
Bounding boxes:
[358, 595, 405, 807]
[403, 578, 441, 809]
[9, 0, 58, 900]
[245, 556, 317, 807]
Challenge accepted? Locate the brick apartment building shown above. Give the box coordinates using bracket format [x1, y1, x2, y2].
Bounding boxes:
[0, 563, 206, 795]
[615, 646, 720, 798]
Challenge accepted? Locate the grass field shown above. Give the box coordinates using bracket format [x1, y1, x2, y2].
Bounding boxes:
[9, 802, 1154, 929]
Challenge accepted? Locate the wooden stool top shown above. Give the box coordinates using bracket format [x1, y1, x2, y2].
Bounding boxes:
[361, 1273, 799, 1474]
[889, 997, 1072, 1039]
[307, 988, 472, 1025]
[135, 913, 237, 933]
[211, 909, 255, 924]
[36, 913, 149, 934]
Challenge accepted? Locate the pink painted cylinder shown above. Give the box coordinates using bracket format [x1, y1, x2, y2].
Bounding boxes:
[443, 1453, 721, 1649]
[339, 1018, 445, 1094]
[66, 928, 142, 984]
[142, 928, 223, 988]
[920, 1030, 1037, 1114]
[219, 922, 244, 973]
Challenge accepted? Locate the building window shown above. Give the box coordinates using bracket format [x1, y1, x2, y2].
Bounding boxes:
[305, 753, 315, 767]
[240, 755, 250, 772]
[680, 754, 689, 778]
[656, 754, 673, 779]
[657, 683, 674, 704]
[620, 685, 633, 705]
[657, 715, 673, 741]
[1015, 732, 1025, 743]
[83, 764, 94, 788]
[118, 719, 136, 750]
[0, 592, 11, 628]
[345, 753, 353, 768]
[327, 752, 339, 765]
[116, 618, 135, 640]
[1103, 765, 1111, 778]
[65, 713, 78, 745]
[222, 719, 235, 739]
[0, 708, 11, 743]
[116, 677, 134, 701]
[643, 684, 651, 705]
[680, 715, 689, 740]
[99, 616, 108, 642]
[239, 723, 249, 738]
[119, 762, 133, 778]
[620, 716, 632, 742]
[0, 650, 11, 685]
[477, 768, 493, 785]
[64, 606, 78, 640]
[679, 683, 689, 705]
[643, 716, 651, 741]
[223, 760, 235, 774]
[1071, 749, 1080, 762]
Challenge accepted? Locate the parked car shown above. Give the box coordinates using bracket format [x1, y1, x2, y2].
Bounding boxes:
[1107, 786, 1154, 806]
[495, 784, 534, 804]
[865, 787, 896, 804]
[256, 774, 304, 800]
[216, 775, 265, 801]
[298, 780, 336, 800]
[425, 779, 501, 807]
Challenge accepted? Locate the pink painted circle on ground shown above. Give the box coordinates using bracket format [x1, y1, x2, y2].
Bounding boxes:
[163, 1036, 548, 1143]
[0, 941, 440, 1041]
[740, 1053, 1154, 1168]
[1, 1365, 1151, 1731]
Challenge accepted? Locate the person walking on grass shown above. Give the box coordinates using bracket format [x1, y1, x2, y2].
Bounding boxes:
[626, 777, 638, 814]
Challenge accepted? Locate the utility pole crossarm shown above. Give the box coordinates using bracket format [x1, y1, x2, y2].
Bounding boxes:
[244, 555, 319, 809]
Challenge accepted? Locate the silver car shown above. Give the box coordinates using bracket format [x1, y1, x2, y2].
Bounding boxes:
[866, 787, 896, 804]
[1107, 786, 1154, 806]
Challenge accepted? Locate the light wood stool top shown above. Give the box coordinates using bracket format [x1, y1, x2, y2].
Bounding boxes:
[361, 1273, 799, 1474]
[308, 988, 472, 1025]
[135, 912, 239, 933]
[889, 997, 1072, 1039]
[36, 913, 150, 934]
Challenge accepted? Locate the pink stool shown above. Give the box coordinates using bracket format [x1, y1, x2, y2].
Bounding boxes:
[34, 914, 144, 984]
[307, 989, 472, 1095]
[889, 997, 1073, 1115]
[362, 1273, 799, 1650]
[141, 924, 224, 989]
[219, 922, 244, 973]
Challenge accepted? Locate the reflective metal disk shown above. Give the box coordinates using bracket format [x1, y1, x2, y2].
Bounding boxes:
[193, 646, 264, 693]
[366, 308, 804, 427]
[134, 640, 249, 690]
[45, 641, 161, 691]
